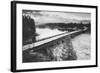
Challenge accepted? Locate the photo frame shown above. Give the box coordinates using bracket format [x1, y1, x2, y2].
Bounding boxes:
[11, 1, 98, 72]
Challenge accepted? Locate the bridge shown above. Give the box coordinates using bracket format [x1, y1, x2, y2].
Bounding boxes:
[23, 29, 87, 62]
[23, 30, 83, 51]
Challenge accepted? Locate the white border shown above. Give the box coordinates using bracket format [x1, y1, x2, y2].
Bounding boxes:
[16, 3, 96, 70]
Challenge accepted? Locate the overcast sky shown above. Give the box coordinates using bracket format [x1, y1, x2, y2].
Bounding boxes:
[23, 10, 91, 25]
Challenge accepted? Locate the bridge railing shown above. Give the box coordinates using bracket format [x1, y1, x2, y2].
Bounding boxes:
[23, 30, 83, 51]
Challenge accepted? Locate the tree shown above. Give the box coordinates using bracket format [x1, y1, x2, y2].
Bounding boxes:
[23, 15, 36, 45]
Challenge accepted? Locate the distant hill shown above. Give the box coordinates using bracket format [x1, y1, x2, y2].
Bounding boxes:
[36, 22, 91, 32]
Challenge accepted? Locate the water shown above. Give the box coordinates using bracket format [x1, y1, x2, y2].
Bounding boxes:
[36, 27, 67, 41]
[72, 34, 91, 60]
[23, 32, 91, 62]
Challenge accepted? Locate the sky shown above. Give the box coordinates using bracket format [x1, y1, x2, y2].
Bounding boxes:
[23, 10, 91, 40]
[23, 10, 91, 25]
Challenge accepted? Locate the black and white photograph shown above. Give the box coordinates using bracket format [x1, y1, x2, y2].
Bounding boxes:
[22, 10, 91, 62]
[11, 1, 97, 72]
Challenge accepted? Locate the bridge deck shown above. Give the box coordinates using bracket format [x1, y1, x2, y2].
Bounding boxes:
[23, 30, 81, 51]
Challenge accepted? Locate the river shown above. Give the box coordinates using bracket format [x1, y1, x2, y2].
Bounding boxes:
[72, 33, 91, 60]
[23, 27, 91, 62]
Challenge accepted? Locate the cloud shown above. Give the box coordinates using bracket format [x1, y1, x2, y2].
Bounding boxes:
[23, 10, 91, 25]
